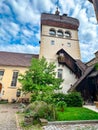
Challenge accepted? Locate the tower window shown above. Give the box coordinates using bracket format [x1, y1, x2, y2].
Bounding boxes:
[51, 40, 55, 45]
[57, 30, 63, 37]
[67, 42, 71, 47]
[49, 28, 56, 36]
[65, 31, 71, 38]
[0, 70, 4, 76]
[58, 69, 63, 79]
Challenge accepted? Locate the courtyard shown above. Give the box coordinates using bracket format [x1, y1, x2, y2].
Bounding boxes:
[0, 103, 98, 130]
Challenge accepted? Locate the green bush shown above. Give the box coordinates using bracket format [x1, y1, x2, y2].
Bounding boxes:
[52, 93, 66, 104]
[52, 92, 83, 107]
[57, 101, 67, 112]
[64, 92, 83, 107]
[0, 99, 8, 104]
[24, 101, 56, 121]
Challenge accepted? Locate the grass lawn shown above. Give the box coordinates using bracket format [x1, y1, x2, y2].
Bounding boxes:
[56, 107, 98, 121]
[17, 107, 98, 129]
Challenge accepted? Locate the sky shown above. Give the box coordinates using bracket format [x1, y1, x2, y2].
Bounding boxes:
[0, 0, 98, 62]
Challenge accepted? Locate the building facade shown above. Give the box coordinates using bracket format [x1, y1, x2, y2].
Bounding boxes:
[69, 51, 98, 102]
[0, 10, 82, 102]
[86, 51, 98, 66]
[39, 10, 81, 93]
[0, 52, 38, 102]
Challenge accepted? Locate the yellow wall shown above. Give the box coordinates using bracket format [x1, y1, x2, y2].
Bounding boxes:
[0, 65, 28, 102]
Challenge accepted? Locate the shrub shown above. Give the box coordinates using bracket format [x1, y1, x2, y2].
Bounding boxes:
[57, 101, 67, 112]
[0, 99, 8, 104]
[52, 92, 83, 107]
[52, 93, 66, 104]
[64, 92, 83, 107]
[24, 101, 56, 121]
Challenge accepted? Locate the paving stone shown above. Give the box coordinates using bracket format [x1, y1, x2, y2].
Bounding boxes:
[43, 124, 98, 130]
[0, 104, 19, 130]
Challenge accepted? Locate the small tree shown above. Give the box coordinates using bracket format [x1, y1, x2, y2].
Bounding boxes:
[19, 57, 63, 103]
[57, 101, 67, 112]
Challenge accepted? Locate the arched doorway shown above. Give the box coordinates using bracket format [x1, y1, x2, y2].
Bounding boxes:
[0, 83, 2, 93]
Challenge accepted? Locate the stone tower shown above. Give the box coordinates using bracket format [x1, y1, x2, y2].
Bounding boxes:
[39, 9, 81, 93]
[39, 9, 81, 62]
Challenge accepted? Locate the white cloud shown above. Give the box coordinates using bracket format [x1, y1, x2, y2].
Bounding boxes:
[31, 0, 54, 12]
[58, 0, 75, 15]
[22, 29, 34, 37]
[7, 0, 55, 25]
[6, 0, 40, 25]
[9, 22, 20, 36]
[0, 0, 98, 62]
[80, 42, 96, 62]
[0, 0, 11, 14]
[0, 44, 40, 54]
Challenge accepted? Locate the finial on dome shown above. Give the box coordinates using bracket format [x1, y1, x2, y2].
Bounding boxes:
[55, 7, 60, 15]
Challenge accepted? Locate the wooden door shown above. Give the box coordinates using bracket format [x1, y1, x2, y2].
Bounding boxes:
[0, 83, 2, 93]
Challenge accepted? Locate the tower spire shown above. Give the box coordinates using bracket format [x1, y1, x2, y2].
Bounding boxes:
[55, 0, 60, 15]
[55, 7, 60, 15]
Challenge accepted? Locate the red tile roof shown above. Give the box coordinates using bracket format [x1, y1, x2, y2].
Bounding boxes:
[0, 51, 39, 67]
[41, 13, 79, 30]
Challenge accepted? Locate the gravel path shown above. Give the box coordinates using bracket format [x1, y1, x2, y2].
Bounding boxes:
[0, 104, 19, 130]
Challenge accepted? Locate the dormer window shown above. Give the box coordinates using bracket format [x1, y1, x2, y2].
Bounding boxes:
[65, 31, 71, 38]
[49, 28, 56, 36]
[57, 30, 63, 37]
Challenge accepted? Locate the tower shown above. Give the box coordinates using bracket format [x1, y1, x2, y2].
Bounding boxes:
[39, 9, 81, 93]
[39, 9, 81, 62]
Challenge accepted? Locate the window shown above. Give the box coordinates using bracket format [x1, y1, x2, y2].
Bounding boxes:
[65, 31, 71, 38]
[0, 70, 4, 80]
[51, 40, 55, 45]
[57, 30, 63, 37]
[11, 71, 18, 87]
[67, 42, 71, 47]
[0, 70, 4, 76]
[49, 28, 56, 36]
[58, 69, 63, 79]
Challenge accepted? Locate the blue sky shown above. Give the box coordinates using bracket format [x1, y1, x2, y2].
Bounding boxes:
[0, 0, 98, 62]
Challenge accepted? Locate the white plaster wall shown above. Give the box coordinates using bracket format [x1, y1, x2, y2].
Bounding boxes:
[55, 61, 78, 93]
